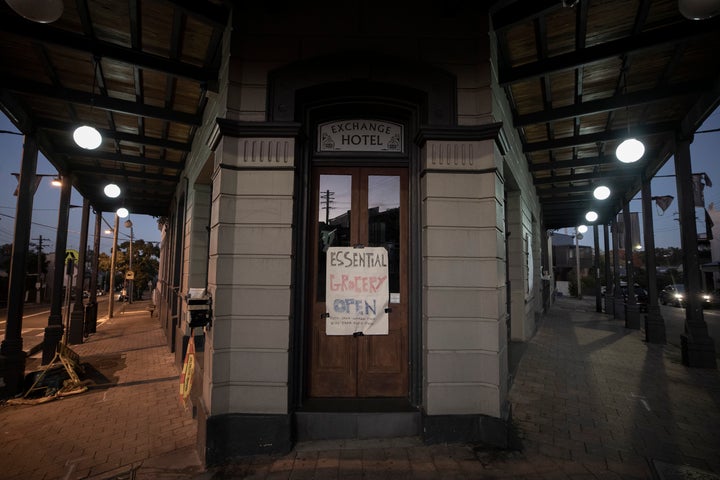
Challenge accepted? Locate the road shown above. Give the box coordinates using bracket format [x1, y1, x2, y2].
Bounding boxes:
[659, 303, 720, 357]
[0, 296, 112, 351]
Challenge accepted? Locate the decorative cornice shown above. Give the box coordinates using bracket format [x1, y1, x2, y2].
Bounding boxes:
[207, 118, 302, 151]
[414, 123, 503, 147]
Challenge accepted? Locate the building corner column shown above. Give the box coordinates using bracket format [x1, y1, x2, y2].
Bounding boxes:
[416, 124, 512, 448]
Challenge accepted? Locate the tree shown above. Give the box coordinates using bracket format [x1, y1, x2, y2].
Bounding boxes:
[112, 239, 159, 299]
[0, 242, 49, 304]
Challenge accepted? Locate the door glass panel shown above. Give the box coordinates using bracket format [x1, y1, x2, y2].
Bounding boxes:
[368, 175, 400, 295]
[317, 174, 352, 301]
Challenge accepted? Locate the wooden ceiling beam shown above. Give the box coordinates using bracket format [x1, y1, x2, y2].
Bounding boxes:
[515, 81, 705, 127]
[534, 167, 644, 185]
[71, 166, 178, 182]
[0, 15, 219, 87]
[524, 121, 675, 153]
[529, 154, 615, 172]
[58, 148, 183, 170]
[490, 0, 561, 32]
[161, 0, 230, 28]
[36, 117, 191, 151]
[498, 17, 720, 85]
[0, 76, 202, 125]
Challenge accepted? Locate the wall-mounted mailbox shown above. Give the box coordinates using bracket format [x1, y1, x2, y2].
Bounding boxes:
[185, 288, 212, 329]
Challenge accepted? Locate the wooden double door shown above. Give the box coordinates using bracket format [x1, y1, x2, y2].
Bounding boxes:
[308, 166, 408, 398]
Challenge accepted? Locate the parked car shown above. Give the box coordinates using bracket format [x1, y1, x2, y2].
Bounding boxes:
[659, 284, 716, 308]
[660, 284, 685, 307]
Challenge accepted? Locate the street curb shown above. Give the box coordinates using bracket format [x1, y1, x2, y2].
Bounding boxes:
[26, 341, 43, 358]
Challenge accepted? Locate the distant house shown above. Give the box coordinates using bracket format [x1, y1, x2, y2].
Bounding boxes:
[552, 233, 594, 295]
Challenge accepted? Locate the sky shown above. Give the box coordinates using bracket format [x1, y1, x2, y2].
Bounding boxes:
[1, 106, 719, 257]
[0, 114, 162, 256]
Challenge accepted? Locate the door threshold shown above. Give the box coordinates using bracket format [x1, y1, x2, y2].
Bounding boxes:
[298, 397, 418, 413]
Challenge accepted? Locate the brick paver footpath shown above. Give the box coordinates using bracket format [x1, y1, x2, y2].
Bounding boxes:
[0, 300, 202, 480]
[1, 296, 719, 479]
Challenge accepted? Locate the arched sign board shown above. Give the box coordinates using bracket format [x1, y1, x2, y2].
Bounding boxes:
[318, 120, 403, 153]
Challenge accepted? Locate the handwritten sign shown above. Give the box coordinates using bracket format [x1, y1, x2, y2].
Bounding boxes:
[326, 246, 389, 335]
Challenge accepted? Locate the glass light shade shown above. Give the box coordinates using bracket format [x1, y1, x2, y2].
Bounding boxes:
[585, 211, 598, 222]
[678, 0, 720, 19]
[577, 225, 588, 234]
[593, 185, 611, 200]
[104, 183, 121, 198]
[5, 0, 63, 23]
[615, 138, 645, 163]
[117, 207, 129, 218]
[73, 125, 102, 150]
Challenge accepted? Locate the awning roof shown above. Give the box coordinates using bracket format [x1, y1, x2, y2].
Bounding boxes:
[1, 1, 719, 228]
[0, 0, 227, 216]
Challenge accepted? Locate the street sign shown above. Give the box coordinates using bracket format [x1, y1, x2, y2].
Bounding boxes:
[65, 249, 79, 265]
[126, 271, 135, 280]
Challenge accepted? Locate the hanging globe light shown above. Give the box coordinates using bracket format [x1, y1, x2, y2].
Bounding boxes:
[585, 211, 599, 222]
[577, 225, 588, 234]
[615, 138, 645, 163]
[117, 207, 129, 218]
[678, 0, 720, 19]
[104, 183, 121, 198]
[593, 185, 611, 200]
[73, 125, 103, 150]
[5, 0, 63, 23]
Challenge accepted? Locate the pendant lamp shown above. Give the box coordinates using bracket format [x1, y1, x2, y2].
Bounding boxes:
[593, 185, 611, 200]
[5, 0, 63, 23]
[73, 57, 103, 150]
[104, 183, 121, 198]
[616, 138, 645, 163]
[73, 125, 102, 150]
[615, 68, 645, 164]
[679, 0, 720, 19]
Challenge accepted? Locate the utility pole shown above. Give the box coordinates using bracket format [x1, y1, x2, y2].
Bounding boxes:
[124, 219, 134, 304]
[320, 189, 335, 225]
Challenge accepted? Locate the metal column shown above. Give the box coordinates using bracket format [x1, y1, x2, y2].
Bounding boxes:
[674, 134, 716, 367]
[641, 179, 666, 343]
[603, 223, 613, 315]
[0, 135, 38, 395]
[68, 198, 90, 344]
[624, 205, 640, 329]
[42, 177, 72, 364]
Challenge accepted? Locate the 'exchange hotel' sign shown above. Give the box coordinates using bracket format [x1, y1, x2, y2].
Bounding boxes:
[318, 119, 403, 153]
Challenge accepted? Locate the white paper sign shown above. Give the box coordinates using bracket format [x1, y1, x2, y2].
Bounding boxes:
[326, 246, 389, 335]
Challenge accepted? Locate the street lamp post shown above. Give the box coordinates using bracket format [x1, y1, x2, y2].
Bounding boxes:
[108, 214, 120, 318]
[124, 219, 133, 304]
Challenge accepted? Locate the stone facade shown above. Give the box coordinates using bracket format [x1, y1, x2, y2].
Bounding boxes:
[158, 2, 545, 465]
